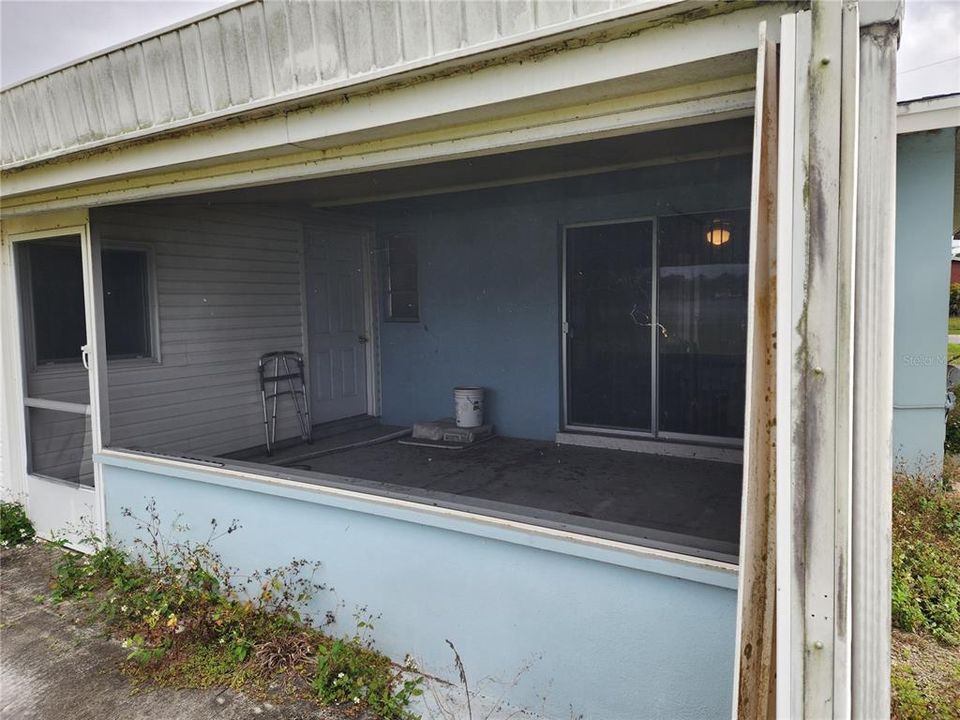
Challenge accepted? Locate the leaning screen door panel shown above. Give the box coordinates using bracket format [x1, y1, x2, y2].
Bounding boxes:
[565, 221, 653, 431]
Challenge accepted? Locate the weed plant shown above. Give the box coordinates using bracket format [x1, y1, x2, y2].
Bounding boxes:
[49, 500, 421, 719]
[0, 500, 35, 547]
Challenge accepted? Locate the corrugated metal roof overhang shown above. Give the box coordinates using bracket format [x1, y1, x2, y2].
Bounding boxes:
[0, 0, 768, 172]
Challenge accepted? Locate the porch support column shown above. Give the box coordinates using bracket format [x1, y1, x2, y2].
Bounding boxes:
[778, 2, 901, 716]
[798, 0, 860, 714]
[851, 17, 899, 719]
[776, 2, 860, 716]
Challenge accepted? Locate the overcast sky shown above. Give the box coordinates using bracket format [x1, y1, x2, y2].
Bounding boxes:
[1, 0, 959, 100]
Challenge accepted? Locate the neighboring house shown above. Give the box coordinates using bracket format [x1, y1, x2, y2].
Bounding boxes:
[0, 2, 908, 718]
[894, 93, 960, 473]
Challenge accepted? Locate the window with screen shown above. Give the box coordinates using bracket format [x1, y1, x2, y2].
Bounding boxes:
[22, 242, 154, 365]
[102, 248, 152, 359]
[385, 233, 419, 321]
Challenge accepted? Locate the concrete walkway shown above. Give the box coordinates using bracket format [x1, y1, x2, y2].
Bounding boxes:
[0, 544, 351, 720]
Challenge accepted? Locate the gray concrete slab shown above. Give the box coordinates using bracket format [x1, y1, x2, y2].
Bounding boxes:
[0, 544, 356, 720]
[226, 428, 742, 561]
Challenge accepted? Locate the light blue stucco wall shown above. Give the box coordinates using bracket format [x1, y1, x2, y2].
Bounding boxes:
[100, 456, 738, 720]
[371, 156, 753, 440]
[893, 129, 956, 473]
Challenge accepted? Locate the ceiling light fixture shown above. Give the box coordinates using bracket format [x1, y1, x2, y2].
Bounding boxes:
[705, 219, 732, 247]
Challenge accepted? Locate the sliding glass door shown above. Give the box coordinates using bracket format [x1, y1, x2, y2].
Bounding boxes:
[657, 211, 749, 440]
[563, 210, 749, 443]
[565, 220, 654, 431]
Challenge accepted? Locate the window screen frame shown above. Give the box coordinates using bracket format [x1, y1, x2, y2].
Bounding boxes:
[99, 241, 160, 365]
[383, 232, 420, 323]
[19, 240, 160, 372]
[16, 237, 87, 370]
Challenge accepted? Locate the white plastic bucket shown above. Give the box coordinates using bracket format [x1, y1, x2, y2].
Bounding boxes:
[454, 386, 484, 428]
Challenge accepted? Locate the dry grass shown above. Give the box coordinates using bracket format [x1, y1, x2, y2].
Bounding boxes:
[891, 462, 960, 719]
[892, 630, 960, 720]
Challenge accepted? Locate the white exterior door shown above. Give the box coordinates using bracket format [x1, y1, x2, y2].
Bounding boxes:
[303, 224, 370, 424]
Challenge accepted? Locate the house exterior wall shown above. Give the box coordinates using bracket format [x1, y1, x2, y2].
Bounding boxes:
[893, 129, 956, 473]
[0, 1, 910, 716]
[99, 453, 737, 720]
[373, 155, 753, 439]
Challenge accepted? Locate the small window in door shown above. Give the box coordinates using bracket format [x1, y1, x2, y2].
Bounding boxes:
[385, 233, 419, 322]
[20, 241, 155, 365]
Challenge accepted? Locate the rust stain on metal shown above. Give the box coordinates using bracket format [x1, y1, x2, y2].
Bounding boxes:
[735, 25, 778, 720]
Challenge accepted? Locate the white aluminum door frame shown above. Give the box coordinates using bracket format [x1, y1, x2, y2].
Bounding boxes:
[560, 212, 753, 449]
[561, 216, 657, 437]
[1, 214, 109, 541]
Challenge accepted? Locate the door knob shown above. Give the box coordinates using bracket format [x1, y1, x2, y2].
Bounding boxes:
[358, 335, 369, 344]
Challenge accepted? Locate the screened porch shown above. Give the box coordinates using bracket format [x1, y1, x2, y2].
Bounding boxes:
[15, 118, 751, 563]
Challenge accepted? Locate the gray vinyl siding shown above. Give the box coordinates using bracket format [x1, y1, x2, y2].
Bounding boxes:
[25, 205, 306, 467]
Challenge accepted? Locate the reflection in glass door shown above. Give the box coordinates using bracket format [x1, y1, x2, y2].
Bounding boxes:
[657, 211, 749, 440]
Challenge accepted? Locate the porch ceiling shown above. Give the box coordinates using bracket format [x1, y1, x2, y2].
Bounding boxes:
[140, 115, 755, 208]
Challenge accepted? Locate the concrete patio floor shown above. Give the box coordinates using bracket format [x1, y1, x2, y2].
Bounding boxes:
[0, 543, 358, 720]
[222, 423, 743, 562]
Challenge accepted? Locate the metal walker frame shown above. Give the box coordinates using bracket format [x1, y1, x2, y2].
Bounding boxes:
[258, 351, 312, 455]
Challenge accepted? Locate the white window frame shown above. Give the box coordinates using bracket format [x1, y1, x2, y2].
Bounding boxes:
[99, 240, 161, 366]
[383, 231, 420, 323]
